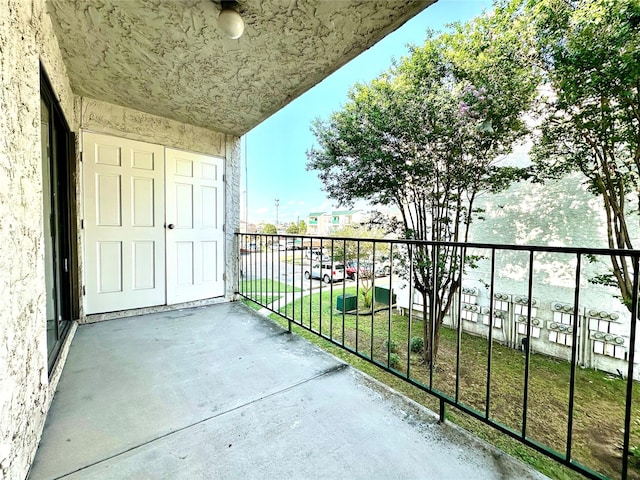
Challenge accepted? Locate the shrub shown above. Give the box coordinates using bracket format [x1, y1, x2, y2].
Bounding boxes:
[383, 338, 398, 353]
[361, 291, 372, 309]
[389, 353, 400, 369]
[410, 336, 424, 353]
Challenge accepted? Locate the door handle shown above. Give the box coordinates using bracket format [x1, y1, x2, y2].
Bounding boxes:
[167, 223, 175, 230]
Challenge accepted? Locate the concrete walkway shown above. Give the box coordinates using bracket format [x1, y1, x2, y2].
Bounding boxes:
[29, 302, 548, 480]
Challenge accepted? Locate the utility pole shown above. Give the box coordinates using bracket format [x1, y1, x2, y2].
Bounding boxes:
[275, 198, 279, 229]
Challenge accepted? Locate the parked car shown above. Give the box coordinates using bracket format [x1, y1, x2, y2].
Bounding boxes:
[345, 261, 357, 280]
[305, 248, 329, 261]
[304, 262, 345, 283]
[345, 261, 390, 279]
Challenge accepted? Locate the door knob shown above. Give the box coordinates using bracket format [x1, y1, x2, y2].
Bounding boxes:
[168, 223, 175, 229]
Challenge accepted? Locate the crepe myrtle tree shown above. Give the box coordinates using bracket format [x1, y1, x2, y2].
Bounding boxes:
[307, 8, 536, 365]
[528, 0, 640, 310]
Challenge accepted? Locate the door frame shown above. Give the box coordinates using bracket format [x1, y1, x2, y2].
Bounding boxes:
[40, 67, 79, 372]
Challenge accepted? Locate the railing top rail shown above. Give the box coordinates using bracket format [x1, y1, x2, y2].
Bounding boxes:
[236, 232, 640, 258]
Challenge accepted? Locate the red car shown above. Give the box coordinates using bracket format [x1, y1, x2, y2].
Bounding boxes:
[345, 261, 357, 280]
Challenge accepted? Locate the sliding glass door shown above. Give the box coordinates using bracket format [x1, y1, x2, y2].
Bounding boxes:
[40, 69, 76, 372]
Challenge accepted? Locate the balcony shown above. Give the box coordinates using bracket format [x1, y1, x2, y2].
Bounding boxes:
[236, 233, 640, 480]
[28, 302, 544, 479]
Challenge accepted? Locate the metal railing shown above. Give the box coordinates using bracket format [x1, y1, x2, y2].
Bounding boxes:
[235, 232, 640, 480]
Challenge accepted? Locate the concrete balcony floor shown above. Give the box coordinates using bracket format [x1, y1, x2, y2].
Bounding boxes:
[29, 302, 548, 480]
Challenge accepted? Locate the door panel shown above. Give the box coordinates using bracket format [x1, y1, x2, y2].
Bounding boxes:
[97, 241, 122, 293]
[83, 132, 165, 314]
[166, 149, 224, 304]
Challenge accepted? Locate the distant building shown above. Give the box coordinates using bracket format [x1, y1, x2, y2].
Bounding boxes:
[307, 210, 364, 235]
[307, 212, 325, 235]
[239, 220, 258, 234]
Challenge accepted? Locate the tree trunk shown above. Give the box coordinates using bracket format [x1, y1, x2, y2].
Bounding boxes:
[420, 288, 441, 367]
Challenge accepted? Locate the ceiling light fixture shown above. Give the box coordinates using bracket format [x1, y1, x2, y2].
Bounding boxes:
[217, 1, 244, 39]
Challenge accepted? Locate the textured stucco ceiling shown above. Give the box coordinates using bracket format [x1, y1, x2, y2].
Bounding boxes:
[46, 0, 435, 136]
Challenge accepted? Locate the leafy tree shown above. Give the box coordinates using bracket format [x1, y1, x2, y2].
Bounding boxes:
[528, 0, 640, 309]
[307, 4, 537, 365]
[331, 224, 386, 260]
[262, 223, 277, 235]
[286, 223, 299, 234]
[298, 220, 307, 235]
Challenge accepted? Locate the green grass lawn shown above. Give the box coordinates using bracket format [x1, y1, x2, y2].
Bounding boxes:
[258, 288, 640, 480]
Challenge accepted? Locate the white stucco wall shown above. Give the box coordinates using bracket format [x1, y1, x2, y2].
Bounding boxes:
[395, 170, 640, 378]
[0, 1, 77, 478]
[467, 172, 639, 374]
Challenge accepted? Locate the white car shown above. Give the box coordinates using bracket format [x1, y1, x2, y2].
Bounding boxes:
[304, 248, 329, 261]
[304, 262, 345, 283]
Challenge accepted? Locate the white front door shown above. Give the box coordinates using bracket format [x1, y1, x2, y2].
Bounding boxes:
[165, 149, 225, 304]
[83, 132, 166, 314]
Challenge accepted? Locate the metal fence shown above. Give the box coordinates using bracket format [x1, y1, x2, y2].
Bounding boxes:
[235, 232, 640, 480]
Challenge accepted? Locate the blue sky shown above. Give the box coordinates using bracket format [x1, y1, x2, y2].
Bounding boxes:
[242, 0, 494, 225]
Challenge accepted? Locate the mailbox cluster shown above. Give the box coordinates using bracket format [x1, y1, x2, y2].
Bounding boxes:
[395, 281, 632, 375]
[460, 288, 486, 323]
[586, 309, 627, 360]
[456, 287, 631, 369]
[514, 296, 541, 339]
[548, 303, 575, 346]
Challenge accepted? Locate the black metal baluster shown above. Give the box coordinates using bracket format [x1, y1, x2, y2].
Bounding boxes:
[622, 254, 640, 480]
[260, 236, 264, 305]
[566, 252, 582, 462]
[455, 246, 467, 403]
[486, 248, 496, 420]
[238, 234, 243, 296]
[356, 240, 361, 355]
[285, 240, 291, 331]
[387, 243, 393, 369]
[252, 236, 256, 298]
[329, 238, 335, 340]
[429, 244, 437, 388]
[522, 250, 535, 438]
[342, 239, 347, 346]
[371, 242, 376, 360]
[407, 243, 414, 379]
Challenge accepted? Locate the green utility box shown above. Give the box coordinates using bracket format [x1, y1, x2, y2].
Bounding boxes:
[374, 286, 396, 305]
[337, 294, 358, 312]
